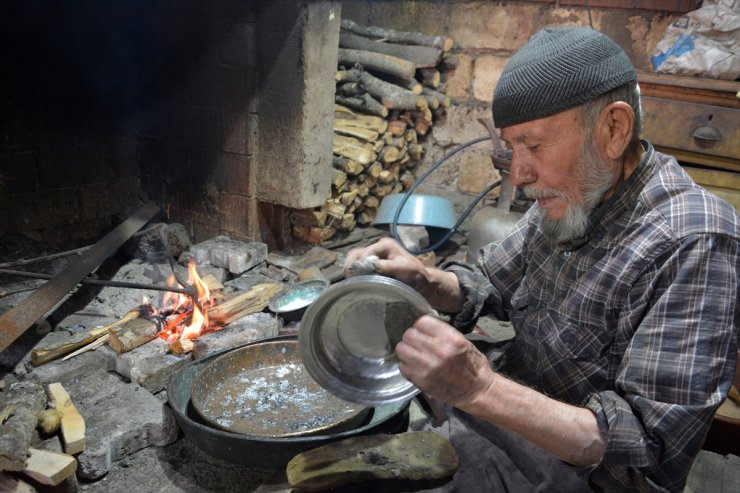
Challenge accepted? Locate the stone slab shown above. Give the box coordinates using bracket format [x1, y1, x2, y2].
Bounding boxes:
[191, 312, 281, 360]
[98, 339, 191, 393]
[267, 245, 338, 274]
[224, 272, 283, 293]
[29, 351, 109, 385]
[190, 236, 267, 275]
[53, 369, 177, 480]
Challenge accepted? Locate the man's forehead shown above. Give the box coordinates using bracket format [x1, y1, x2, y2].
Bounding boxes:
[500, 109, 580, 142]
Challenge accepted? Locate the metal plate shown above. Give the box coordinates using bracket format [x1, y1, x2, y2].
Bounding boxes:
[167, 335, 410, 469]
[268, 278, 330, 322]
[191, 339, 369, 437]
[299, 275, 433, 406]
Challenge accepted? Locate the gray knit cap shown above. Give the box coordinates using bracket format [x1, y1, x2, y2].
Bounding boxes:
[492, 27, 636, 128]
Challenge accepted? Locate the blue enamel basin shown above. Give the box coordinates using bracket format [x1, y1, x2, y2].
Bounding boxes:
[374, 193, 456, 230]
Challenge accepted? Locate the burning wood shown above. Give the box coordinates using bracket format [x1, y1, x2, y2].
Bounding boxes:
[108, 318, 161, 353]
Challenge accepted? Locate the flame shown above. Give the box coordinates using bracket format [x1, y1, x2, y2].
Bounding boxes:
[157, 260, 216, 345]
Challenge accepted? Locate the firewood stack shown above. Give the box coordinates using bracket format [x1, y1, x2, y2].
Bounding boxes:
[291, 19, 455, 245]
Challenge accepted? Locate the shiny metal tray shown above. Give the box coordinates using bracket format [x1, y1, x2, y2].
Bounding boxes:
[299, 275, 433, 405]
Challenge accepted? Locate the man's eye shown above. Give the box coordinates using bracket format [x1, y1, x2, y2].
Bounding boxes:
[527, 144, 541, 151]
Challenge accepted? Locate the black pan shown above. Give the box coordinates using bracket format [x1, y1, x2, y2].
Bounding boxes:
[166, 335, 410, 469]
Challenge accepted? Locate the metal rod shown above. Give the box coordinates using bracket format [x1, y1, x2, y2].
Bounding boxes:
[0, 268, 196, 296]
[0, 245, 93, 269]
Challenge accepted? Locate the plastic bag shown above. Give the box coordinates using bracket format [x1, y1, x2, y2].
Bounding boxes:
[651, 0, 740, 80]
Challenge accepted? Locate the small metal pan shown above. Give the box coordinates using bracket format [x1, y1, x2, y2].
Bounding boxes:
[190, 338, 369, 437]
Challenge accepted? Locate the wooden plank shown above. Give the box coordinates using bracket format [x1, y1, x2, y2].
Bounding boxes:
[0, 202, 160, 353]
[47, 383, 86, 455]
[22, 448, 77, 486]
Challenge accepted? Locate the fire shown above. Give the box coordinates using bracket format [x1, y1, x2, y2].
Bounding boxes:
[156, 260, 217, 345]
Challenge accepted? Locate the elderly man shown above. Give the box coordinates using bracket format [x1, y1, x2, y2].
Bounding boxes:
[345, 27, 738, 492]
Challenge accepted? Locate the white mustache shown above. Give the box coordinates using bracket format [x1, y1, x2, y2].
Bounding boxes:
[521, 185, 567, 202]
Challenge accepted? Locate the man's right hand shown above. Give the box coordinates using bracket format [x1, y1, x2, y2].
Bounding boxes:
[343, 237, 463, 314]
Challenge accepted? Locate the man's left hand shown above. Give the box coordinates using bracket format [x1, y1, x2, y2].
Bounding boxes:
[396, 315, 496, 408]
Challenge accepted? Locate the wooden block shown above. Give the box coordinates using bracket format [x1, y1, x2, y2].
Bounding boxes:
[46, 383, 86, 455]
[22, 448, 77, 486]
[287, 431, 459, 492]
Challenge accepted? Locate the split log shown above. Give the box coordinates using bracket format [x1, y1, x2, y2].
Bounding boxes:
[30, 307, 140, 366]
[366, 161, 383, 179]
[333, 133, 377, 165]
[61, 333, 109, 361]
[335, 81, 364, 97]
[338, 48, 416, 80]
[332, 155, 365, 175]
[46, 383, 85, 455]
[321, 199, 347, 220]
[339, 32, 441, 68]
[418, 67, 441, 88]
[332, 169, 347, 190]
[364, 195, 380, 209]
[341, 19, 454, 52]
[208, 283, 283, 326]
[108, 318, 159, 353]
[0, 381, 46, 472]
[335, 94, 388, 118]
[334, 105, 388, 132]
[387, 120, 407, 137]
[354, 69, 426, 110]
[334, 120, 379, 142]
[408, 143, 425, 161]
[22, 448, 77, 486]
[357, 208, 378, 225]
[378, 146, 401, 164]
[422, 87, 451, 108]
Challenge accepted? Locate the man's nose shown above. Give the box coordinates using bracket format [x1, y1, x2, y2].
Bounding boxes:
[509, 154, 536, 186]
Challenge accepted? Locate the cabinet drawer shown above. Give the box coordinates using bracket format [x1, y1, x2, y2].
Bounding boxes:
[642, 97, 739, 169]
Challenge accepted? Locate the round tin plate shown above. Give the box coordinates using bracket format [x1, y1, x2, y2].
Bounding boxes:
[299, 275, 433, 406]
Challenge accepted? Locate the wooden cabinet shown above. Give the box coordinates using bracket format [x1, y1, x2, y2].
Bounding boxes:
[638, 71, 739, 210]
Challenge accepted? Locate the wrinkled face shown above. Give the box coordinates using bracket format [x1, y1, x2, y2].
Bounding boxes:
[500, 108, 619, 244]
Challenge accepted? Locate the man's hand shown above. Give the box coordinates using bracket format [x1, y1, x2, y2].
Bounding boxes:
[396, 315, 495, 408]
[343, 237, 463, 313]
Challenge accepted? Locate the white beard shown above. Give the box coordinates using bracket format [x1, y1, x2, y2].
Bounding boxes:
[527, 137, 620, 245]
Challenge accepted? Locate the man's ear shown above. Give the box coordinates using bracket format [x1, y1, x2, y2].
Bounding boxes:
[598, 102, 635, 160]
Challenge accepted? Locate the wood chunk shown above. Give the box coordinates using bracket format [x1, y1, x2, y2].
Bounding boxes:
[22, 448, 77, 486]
[286, 431, 459, 492]
[31, 307, 140, 365]
[334, 120, 379, 142]
[208, 283, 283, 326]
[108, 318, 159, 353]
[341, 19, 454, 52]
[340, 32, 441, 68]
[338, 48, 416, 80]
[46, 383, 85, 455]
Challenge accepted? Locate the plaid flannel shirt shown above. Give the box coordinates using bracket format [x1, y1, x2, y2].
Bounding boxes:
[445, 142, 738, 492]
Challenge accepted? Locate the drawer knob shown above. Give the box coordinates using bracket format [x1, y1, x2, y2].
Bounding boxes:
[691, 124, 723, 148]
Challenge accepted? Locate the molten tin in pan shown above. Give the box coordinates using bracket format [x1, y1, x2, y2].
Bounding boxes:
[190, 339, 369, 437]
